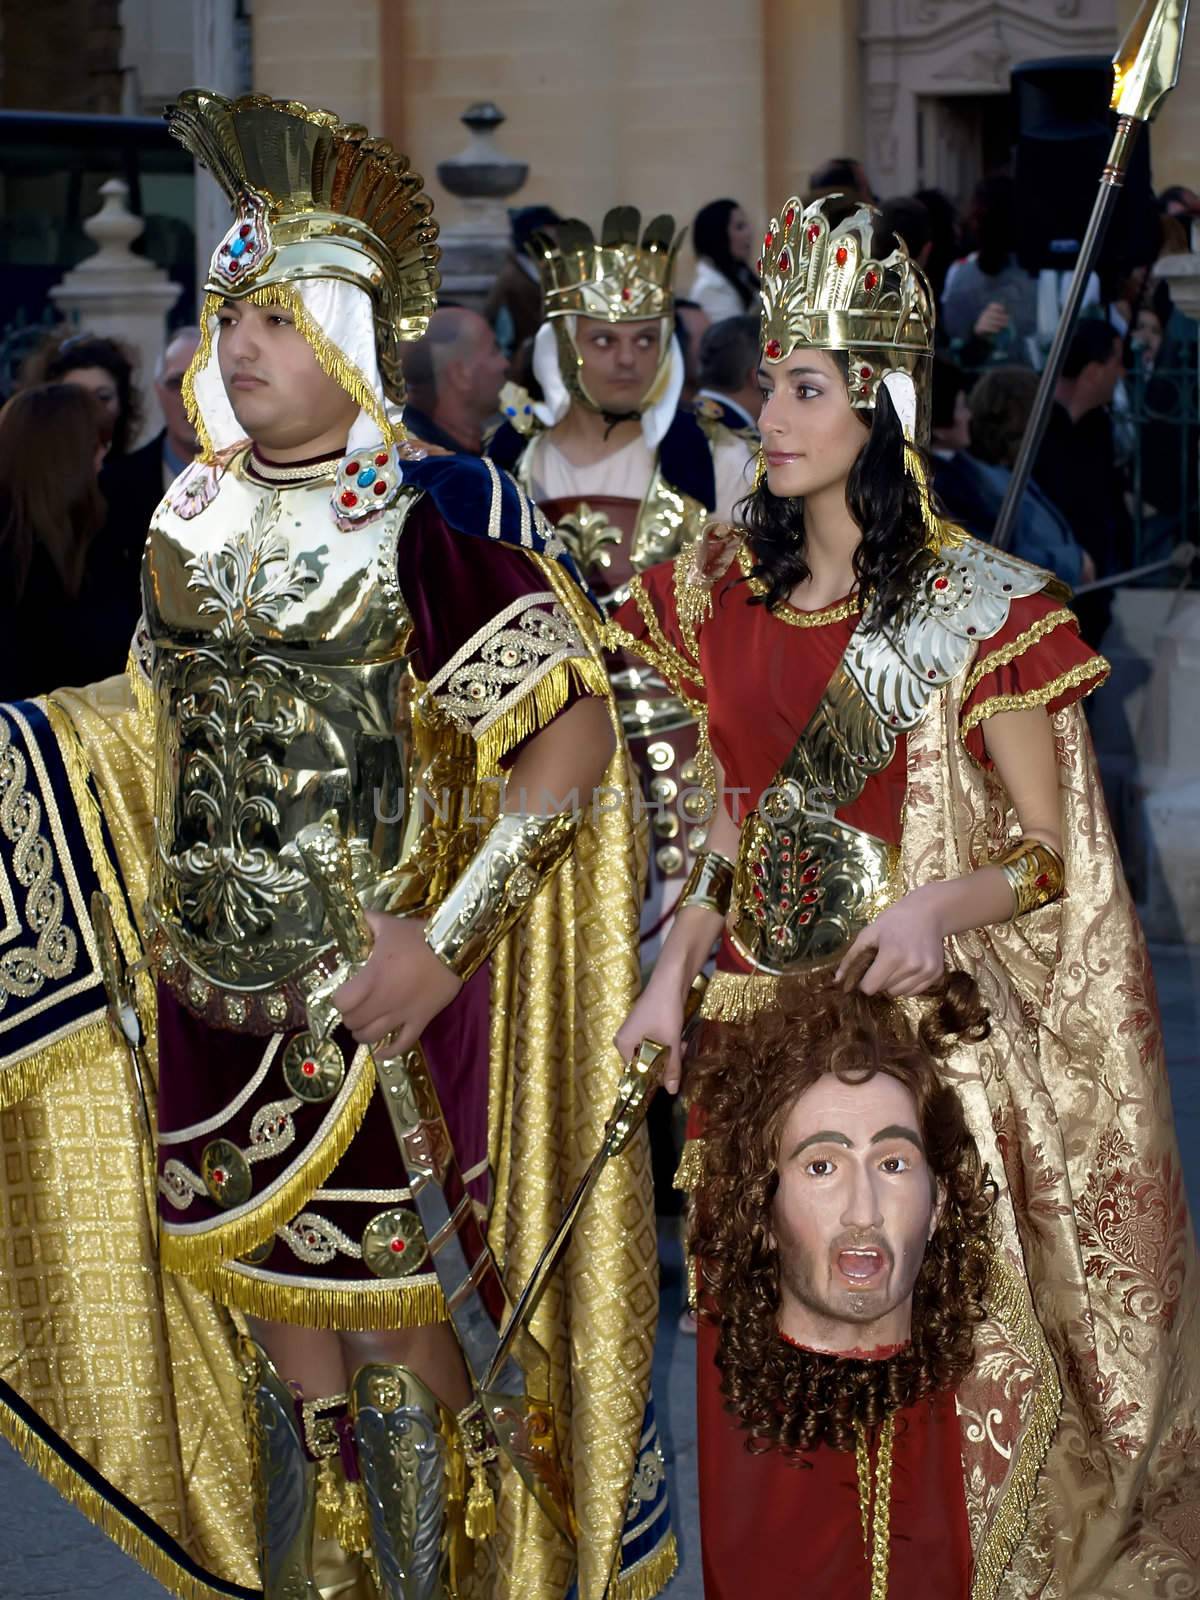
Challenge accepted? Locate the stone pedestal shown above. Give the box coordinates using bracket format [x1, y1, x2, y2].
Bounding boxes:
[434, 104, 529, 310]
[49, 178, 182, 446]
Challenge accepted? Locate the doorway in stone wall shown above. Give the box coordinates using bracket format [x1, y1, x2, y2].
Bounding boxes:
[917, 92, 1013, 206]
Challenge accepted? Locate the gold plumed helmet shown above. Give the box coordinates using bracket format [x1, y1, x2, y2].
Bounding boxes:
[758, 194, 935, 442]
[166, 89, 440, 402]
[529, 206, 684, 412]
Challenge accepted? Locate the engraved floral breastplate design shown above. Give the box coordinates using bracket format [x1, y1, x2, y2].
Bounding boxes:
[147, 480, 415, 991]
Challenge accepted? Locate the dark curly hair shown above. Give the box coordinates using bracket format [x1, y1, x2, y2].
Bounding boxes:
[738, 359, 938, 635]
[24, 332, 142, 456]
[688, 972, 996, 1456]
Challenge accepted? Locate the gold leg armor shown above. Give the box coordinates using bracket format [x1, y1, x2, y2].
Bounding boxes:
[350, 1364, 479, 1600]
[239, 1334, 325, 1600]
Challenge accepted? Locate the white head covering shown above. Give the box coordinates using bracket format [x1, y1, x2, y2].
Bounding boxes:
[188, 279, 398, 460]
[530, 317, 686, 450]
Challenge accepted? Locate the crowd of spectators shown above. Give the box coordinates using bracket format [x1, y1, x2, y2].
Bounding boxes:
[1, 154, 1196, 702]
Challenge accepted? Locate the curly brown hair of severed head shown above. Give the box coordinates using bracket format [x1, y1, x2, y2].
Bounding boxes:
[688, 971, 996, 1456]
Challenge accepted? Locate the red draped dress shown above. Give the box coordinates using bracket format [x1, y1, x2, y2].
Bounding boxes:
[613, 547, 1107, 1597]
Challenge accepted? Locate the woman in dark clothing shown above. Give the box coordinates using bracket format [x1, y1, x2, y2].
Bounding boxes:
[0, 383, 113, 699]
[22, 331, 142, 457]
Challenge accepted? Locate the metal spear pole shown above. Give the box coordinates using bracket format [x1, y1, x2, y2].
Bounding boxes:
[992, 0, 1189, 554]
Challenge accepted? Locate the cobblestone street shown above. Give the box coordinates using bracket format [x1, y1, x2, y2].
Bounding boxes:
[1, 946, 1197, 1598]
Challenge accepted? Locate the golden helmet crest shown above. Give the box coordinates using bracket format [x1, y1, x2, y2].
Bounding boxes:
[530, 207, 684, 323]
[166, 89, 440, 399]
[759, 195, 934, 432]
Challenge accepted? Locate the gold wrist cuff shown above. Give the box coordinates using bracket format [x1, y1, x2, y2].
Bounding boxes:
[679, 849, 735, 917]
[424, 811, 579, 980]
[995, 838, 1065, 917]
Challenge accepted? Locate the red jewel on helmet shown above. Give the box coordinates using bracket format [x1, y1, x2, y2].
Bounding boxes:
[341, 490, 358, 508]
[860, 365, 872, 379]
[346, 461, 360, 475]
[1035, 873, 1050, 888]
[864, 269, 879, 291]
[227, 260, 240, 275]
[799, 911, 813, 925]
[927, 669, 937, 679]
[801, 889, 819, 904]
[778, 250, 791, 275]
[835, 246, 848, 266]
[934, 577, 949, 591]
[390, 1237, 406, 1253]
[373, 480, 387, 495]
[763, 230, 774, 249]
[753, 886, 765, 901]
[301, 1059, 316, 1076]
[784, 206, 796, 228]
[765, 338, 782, 359]
[212, 1168, 226, 1185]
[375, 451, 388, 466]
[859, 384, 869, 396]
[239, 223, 252, 238]
[801, 865, 820, 884]
[807, 222, 820, 243]
[621, 286, 632, 301]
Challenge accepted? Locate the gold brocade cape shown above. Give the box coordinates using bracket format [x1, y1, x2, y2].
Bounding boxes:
[697, 668, 1200, 1598]
[0, 585, 661, 1598]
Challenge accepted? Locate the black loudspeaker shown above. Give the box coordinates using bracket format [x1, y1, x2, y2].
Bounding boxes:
[1012, 55, 1158, 280]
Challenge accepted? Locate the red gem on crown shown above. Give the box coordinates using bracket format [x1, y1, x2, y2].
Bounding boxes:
[301, 1059, 316, 1076]
[860, 365, 872, 380]
[621, 287, 632, 301]
[765, 339, 782, 360]
[375, 451, 388, 466]
[390, 1237, 406, 1253]
[778, 250, 791, 275]
[835, 246, 848, 266]
[341, 490, 358, 508]
[763, 230, 774, 249]
[346, 461, 360, 475]
[801, 889, 819, 904]
[1035, 873, 1050, 888]
[859, 385, 869, 396]
[784, 206, 796, 228]
[807, 223, 820, 244]
[373, 480, 387, 496]
[864, 269, 879, 291]
[212, 1168, 226, 1185]
[934, 577, 949, 591]
[756, 257, 763, 274]
[239, 223, 252, 239]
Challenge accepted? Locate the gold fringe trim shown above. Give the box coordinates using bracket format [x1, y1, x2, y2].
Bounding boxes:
[188, 288, 395, 464]
[183, 294, 218, 461]
[903, 441, 967, 554]
[159, 1050, 377, 1275]
[961, 608, 1079, 703]
[0, 1394, 251, 1600]
[969, 1258, 1063, 1600]
[960, 657, 1110, 741]
[0, 1015, 110, 1112]
[474, 655, 610, 778]
[613, 1531, 679, 1600]
[201, 1264, 448, 1331]
[698, 969, 788, 1023]
[126, 650, 156, 728]
[673, 1137, 706, 1194]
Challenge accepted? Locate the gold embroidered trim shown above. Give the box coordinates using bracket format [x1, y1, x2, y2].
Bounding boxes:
[960, 657, 1109, 740]
[199, 1262, 449, 1330]
[961, 607, 1078, 703]
[474, 656, 609, 778]
[736, 546, 862, 628]
[969, 1258, 1063, 1600]
[673, 544, 715, 661]
[0, 1395, 247, 1600]
[629, 574, 705, 689]
[189, 288, 396, 463]
[612, 1531, 679, 1600]
[158, 1048, 377, 1273]
[673, 1138, 706, 1193]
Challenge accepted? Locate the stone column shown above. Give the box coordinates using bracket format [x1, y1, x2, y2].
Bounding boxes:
[434, 103, 528, 308]
[192, 0, 251, 305]
[49, 178, 182, 447]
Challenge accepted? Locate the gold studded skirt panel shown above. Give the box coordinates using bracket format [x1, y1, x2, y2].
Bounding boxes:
[154, 972, 492, 1329]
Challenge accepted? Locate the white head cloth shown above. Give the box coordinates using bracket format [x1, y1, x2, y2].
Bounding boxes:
[190, 279, 394, 459]
[530, 317, 686, 450]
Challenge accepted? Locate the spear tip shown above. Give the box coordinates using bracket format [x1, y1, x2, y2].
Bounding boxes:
[1112, 0, 1189, 122]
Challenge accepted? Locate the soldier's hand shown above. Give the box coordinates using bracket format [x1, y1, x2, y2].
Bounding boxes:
[333, 913, 463, 1051]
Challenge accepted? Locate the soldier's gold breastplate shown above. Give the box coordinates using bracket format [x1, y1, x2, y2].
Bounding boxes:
[144, 475, 418, 991]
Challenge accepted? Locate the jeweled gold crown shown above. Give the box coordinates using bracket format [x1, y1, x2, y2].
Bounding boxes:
[530, 208, 684, 322]
[166, 90, 440, 399]
[759, 195, 934, 427]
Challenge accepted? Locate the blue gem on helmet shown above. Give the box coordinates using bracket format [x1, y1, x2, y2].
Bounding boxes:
[356, 466, 377, 488]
